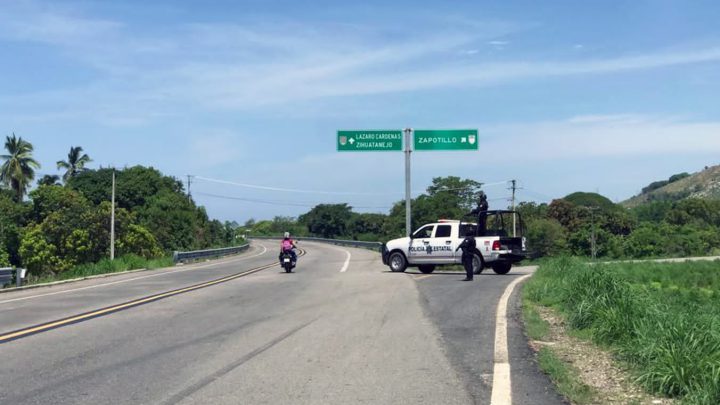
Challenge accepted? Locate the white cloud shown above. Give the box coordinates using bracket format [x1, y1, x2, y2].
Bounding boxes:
[2, 2, 720, 126]
[479, 115, 720, 161]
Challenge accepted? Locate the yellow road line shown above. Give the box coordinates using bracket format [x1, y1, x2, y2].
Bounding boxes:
[0, 249, 306, 344]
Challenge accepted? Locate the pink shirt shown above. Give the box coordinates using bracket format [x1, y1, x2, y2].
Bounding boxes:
[281, 239, 294, 251]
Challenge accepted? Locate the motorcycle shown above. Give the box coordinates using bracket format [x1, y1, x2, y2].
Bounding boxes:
[280, 250, 296, 273]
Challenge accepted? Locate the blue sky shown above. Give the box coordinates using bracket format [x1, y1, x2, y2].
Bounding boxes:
[2, 0, 720, 222]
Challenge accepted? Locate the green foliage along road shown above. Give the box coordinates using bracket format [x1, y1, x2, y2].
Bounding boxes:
[525, 258, 720, 404]
[0, 136, 241, 282]
[244, 174, 720, 261]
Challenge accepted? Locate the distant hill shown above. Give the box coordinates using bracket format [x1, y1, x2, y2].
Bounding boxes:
[623, 165, 720, 207]
[564, 192, 619, 211]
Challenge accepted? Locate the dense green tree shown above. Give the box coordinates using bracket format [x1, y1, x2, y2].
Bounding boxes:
[299, 204, 352, 239]
[426, 176, 484, 215]
[630, 200, 673, 223]
[136, 190, 197, 251]
[623, 224, 666, 258]
[0, 134, 40, 201]
[548, 199, 583, 232]
[0, 190, 29, 265]
[69, 166, 184, 209]
[515, 201, 549, 225]
[526, 218, 567, 257]
[0, 244, 9, 267]
[57, 146, 92, 182]
[665, 199, 720, 228]
[37, 175, 61, 187]
[117, 224, 163, 259]
[563, 192, 617, 212]
[19, 225, 65, 275]
[348, 213, 386, 241]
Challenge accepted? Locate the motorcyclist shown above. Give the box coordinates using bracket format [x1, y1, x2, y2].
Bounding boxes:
[279, 232, 298, 266]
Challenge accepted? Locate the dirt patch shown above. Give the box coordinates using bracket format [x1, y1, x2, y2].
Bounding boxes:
[529, 306, 674, 405]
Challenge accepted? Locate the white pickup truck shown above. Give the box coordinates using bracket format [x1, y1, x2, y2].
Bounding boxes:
[381, 211, 527, 275]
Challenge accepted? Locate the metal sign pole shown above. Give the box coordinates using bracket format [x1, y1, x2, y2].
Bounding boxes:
[404, 128, 412, 237]
[110, 169, 116, 261]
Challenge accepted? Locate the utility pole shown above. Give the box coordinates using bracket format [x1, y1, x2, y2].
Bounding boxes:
[110, 169, 116, 261]
[187, 175, 194, 203]
[509, 180, 517, 237]
[588, 206, 599, 260]
[404, 128, 413, 237]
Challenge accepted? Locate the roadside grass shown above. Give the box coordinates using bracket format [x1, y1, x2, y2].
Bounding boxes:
[523, 299, 550, 341]
[536, 346, 596, 404]
[26, 255, 175, 286]
[522, 298, 596, 403]
[524, 257, 720, 405]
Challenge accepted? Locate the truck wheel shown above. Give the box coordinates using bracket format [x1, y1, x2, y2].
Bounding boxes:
[418, 265, 435, 274]
[472, 254, 485, 275]
[388, 252, 408, 273]
[492, 262, 512, 275]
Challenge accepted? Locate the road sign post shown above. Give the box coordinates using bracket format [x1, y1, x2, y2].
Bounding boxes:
[413, 129, 479, 151]
[337, 130, 403, 152]
[337, 128, 478, 238]
[404, 128, 412, 237]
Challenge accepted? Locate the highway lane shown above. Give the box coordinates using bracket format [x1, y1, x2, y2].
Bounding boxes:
[0, 244, 273, 334]
[0, 242, 469, 404]
[412, 267, 566, 405]
[0, 241, 563, 404]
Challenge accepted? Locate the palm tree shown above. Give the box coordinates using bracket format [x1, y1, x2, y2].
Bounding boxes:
[38, 174, 61, 186]
[57, 146, 92, 182]
[0, 134, 41, 201]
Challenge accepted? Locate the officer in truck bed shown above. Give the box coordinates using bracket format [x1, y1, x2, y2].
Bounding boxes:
[467, 192, 489, 236]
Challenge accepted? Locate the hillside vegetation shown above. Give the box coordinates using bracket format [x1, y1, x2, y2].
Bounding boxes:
[624, 165, 720, 207]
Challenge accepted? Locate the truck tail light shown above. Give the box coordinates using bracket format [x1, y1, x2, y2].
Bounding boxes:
[492, 241, 501, 251]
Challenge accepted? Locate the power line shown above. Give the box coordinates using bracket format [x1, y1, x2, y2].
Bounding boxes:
[194, 192, 392, 210]
[193, 175, 511, 196]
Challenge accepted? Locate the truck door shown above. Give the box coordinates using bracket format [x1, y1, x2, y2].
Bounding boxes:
[409, 225, 435, 264]
[432, 224, 455, 264]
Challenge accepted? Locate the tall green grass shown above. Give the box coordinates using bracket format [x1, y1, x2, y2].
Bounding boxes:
[525, 258, 720, 405]
[28, 255, 174, 285]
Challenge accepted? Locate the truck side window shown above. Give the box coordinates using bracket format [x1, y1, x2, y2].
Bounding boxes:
[413, 225, 434, 239]
[435, 225, 452, 238]
[459, 224, 477, 237]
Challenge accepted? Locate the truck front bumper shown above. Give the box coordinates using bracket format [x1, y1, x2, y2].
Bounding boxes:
[381, 244, 389, 265]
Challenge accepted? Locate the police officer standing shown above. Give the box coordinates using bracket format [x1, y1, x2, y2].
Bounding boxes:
[468, 192, 489, 236]
[456, 229, 478, 281]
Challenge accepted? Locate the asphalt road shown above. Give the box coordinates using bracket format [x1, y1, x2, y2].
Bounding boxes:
[0, 241, 563, 404]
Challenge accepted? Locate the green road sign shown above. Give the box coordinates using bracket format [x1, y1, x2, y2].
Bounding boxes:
[337, 130, 403, 152]
[413, 129, 478, 151]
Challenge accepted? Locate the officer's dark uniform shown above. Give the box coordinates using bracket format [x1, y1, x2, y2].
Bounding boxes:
[456, 235, 477, 281]
[468, 194, 489, 236]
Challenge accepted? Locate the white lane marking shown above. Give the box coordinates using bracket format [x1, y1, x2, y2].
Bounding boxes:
[339, 249, 352, 273]
[490, 273, 532, 405]
[0, 244, 269, 305]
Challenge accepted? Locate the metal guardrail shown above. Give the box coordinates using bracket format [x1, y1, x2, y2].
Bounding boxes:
[173, 244, 250, 263]
[250, 236, 383, 251]
[0, 267, 26, 288]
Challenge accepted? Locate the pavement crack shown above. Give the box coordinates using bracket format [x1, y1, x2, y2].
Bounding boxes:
[161, 318, 317, 405]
